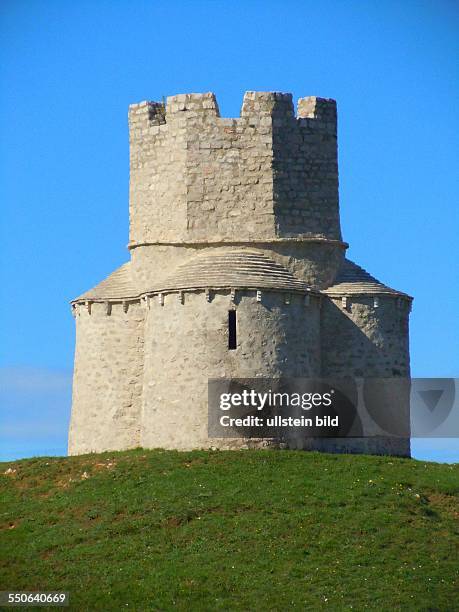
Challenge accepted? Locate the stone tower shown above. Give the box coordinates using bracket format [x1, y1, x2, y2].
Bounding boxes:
[68, 91, 412, 456]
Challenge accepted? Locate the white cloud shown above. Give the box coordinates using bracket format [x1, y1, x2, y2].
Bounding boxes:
[0, 366, 72, 392]
[0, 366, 72, 458]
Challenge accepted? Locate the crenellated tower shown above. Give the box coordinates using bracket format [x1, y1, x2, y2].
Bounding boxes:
[128, 92, 340, 243]
[69, 90, 412, 457]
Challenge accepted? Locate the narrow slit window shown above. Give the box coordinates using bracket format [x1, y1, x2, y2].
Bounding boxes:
[228, 310, 237, 350]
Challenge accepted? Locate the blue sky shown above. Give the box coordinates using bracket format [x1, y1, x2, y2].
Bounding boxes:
[0, 0, 458, 462]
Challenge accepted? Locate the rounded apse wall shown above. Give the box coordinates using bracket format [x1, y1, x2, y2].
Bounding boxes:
[69, 302, 145, 455]
[315, 294, 411, 457]
[321, 295, 411, 378]
[140, 289, 321, 450]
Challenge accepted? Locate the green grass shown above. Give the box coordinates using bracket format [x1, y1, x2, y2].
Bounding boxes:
[1, 450, 458, 611]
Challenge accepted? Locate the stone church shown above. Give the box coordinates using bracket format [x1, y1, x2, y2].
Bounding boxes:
[69, 91, 412, 456]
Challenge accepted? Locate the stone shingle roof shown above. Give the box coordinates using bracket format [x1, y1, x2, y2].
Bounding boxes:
[72, 251, 314, 303]
[76, 255, 410, 303]
[73, 263, 140, 302]
[154, 250, 313, 293]
[324, 259, 411, 298]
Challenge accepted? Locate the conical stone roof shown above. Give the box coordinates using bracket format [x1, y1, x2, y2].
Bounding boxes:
[324, 259, 411, 297]
[153, 250, 312, 293]
[73, 263, 140, 302]
[72, 251, 314, 303]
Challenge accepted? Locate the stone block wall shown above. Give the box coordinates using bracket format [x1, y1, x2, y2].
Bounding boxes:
[273, 96, 339, 238]
[141, 290, 321, 450]
[316, 295, 411, 456]
[68, 302, 145, 455]
[321, 296, 411, 378]
[128, 92, 341, 246]
[128, 101, 187, 245]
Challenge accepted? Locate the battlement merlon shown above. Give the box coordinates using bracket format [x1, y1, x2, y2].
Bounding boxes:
[128, 91, 336, 131]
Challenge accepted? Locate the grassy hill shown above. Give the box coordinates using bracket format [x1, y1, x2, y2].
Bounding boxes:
[1, 449, 458, 611]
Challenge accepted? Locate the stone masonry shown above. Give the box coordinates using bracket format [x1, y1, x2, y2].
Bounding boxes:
[68, 91, 413, 456]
